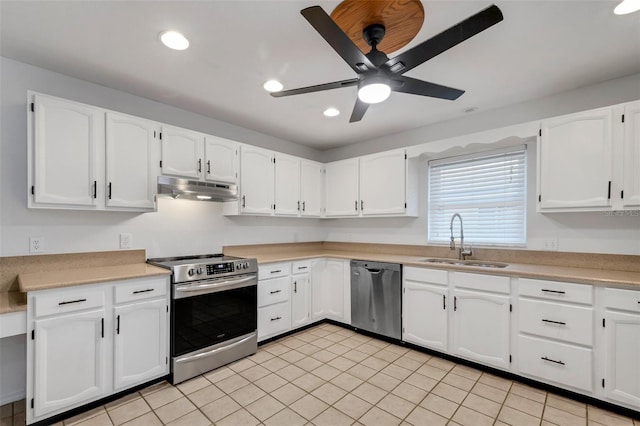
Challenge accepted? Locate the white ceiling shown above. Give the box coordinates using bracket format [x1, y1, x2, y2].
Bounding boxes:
[1, 1, 639, 150]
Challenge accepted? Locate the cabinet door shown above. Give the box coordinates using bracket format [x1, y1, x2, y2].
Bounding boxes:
[604, 310, 640, 407]
[274, 153, 301, 216]
[622, 101, 640, 208]
[452, 289, 510, 369]
[324, 260, 346, 322]
[539, 108, 613, 210]
[161, 125, 203, 179]
[403, 281, 448, 351]
[325, 159, 359, 217]
[301, 160, 324, 217]
[204, 136, 238, 183]
[240, 146, 274, 215]
[311, 259, 326, 320]
[114, 299, 168, 391]
[360, 149, 406, 215]
[105, 112, 157, 210]
[32, 94, 101, 207]
[291, 274, 311, 328]
[33, 309, 106, 418]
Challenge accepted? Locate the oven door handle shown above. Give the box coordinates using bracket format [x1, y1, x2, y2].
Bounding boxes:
[174, 275, 256, 298]
[174, 333, 256, 364]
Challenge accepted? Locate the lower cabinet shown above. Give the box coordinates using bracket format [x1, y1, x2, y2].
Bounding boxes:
[257, 263, 292, 342]
[291, 261, 312, 328]
[324, 259, 350, 323]
[27, 276, 170, 425]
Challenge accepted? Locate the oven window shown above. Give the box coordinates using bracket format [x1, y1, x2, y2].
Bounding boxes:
[172, 285, 257, 357]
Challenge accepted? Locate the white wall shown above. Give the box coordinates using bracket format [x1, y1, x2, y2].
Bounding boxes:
[0, 57, 326, 257]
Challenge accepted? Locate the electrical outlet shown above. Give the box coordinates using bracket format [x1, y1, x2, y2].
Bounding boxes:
[543, 238, 559, 251]
[120, 233, 132, 249]
[29, 237, 44, 253]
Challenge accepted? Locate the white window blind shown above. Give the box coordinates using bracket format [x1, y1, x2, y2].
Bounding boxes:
[428, 147, 527, 246]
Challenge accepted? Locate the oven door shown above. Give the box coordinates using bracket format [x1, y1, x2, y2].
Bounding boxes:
[172, 274, 257, 357]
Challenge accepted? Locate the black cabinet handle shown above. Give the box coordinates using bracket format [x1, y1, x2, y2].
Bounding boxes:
[101, 318, 104, 338]
[454, 296, 457, 311]
[297, 266, 308, 270]
[108, 182, 112, 199]
[541, 289, 565, 294]
[58, 298, 87, 306]
[133, 288, 154, 294]
[207, 160, 211, 174]
[198, 158, 202, 173]
[297, 200, 300, 211]
[542, 319, 566, 326]
[270, 316, 282, 322]
[294, 281, 297, 293]
[443, 295, 446, 310]
[116, 315, 120, 334]
[270, 290, 281, 294]
[270, 270, 282, 274]
[93, 181, 97, 199]
[355, 200, 358, 211]
[302, 201, 306, 212]
[242, 195, 246, 208]
[361, 200, 364, 211]
[541, 356, 565, 365]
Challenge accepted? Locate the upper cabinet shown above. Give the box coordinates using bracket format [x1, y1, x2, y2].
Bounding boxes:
[538, 107, 613, 211]
[239, 145, 275, 215]
[28, 92, 158, 212]
[105, 112, 159, 210]
[325, 149, 415, 217]
[537, 100, 640, 212]
[300, 160, 324, 217]
[160, 126, 238, 184]
[274, 153, 301, 216]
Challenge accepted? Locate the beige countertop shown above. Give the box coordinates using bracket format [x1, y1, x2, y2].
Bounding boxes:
[0, 291, 27, 314]
[224, 245, 640, 289]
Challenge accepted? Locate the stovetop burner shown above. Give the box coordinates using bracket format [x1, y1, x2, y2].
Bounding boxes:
[147, 253, 258, 284]
[147, 254, 244, 268]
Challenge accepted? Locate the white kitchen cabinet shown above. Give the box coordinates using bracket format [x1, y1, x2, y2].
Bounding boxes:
[161, 125, 203, 179]
[33, 308, 106, 419]
[324, 259, 350, 324]
[311, 259, 327, 320]
[105, 112, 158, 211]
[300, 160, 324, 217]
[538, 107, 613, 211]
[403, 280, 448, 351]
[204, 135, 239, 183]
[275, 153, 301, 216]
[325, 158, 360, 217]
[291, 262, 311, 328]
[28, 93, 102, 209]
[452, 288, 511, 369]
[257, 263, 292, 341]
[622, 100, 640, 208]
[359, 149, 406, 216]
[113, 298, 168, 391]
[240, 145, 275, 215]
[603, 287, 640, 408]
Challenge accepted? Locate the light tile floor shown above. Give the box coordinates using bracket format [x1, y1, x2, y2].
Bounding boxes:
[2, 323, 639, 426]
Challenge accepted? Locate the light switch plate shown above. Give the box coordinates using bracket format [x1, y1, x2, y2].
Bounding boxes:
[29, 237, 44, 253]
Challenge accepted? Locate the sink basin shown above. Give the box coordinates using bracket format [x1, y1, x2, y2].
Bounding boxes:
[419, 258, 508, 268]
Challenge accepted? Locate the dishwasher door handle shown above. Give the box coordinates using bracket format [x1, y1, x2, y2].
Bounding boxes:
[365, 268, 382, 274]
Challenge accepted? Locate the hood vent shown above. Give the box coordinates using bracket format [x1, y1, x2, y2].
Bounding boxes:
[157, 176, 238, 202]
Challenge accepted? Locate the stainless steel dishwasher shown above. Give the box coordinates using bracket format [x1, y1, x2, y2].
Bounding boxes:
[350, 260, 402, 340]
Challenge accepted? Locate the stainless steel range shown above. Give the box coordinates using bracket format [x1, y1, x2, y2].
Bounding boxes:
[147, 254, 258, 384]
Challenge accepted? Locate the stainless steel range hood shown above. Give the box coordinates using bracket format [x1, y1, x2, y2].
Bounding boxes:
[157, 176, 238, 202]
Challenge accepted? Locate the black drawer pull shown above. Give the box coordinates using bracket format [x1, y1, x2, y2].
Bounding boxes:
[541, 356, 565, 365]
[297, 266, 308, 270]
[116, 315, 120, 334]
[541, 289, 566, 294]
[270, 290, 281, 294]
[270, 316, 282, 321]
[133, 288, 155, 294]
[542, 319, 566, 326]
[443, 295, 446, 310]
[58, 298, 87, 306]
[270, 270, 282, 274]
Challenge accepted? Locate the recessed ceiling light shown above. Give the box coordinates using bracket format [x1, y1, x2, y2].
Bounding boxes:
[159, 31, 189, 50]
[323, 107, 340, 117]
[614, 0, 640, 14]
[263, 80, 283, 92]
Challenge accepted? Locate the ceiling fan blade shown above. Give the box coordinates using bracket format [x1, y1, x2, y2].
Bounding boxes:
[392, 76, 464, 100]
[349, 98, 369, 123]
[301, 6, 375, 74]
[383, 4, 503, 75]
[271, 78, 359, 97]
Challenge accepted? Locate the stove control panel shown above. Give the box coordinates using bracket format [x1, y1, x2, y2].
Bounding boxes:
[206, 263, 235, 275]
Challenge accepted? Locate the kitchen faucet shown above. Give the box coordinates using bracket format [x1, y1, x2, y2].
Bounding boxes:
[450, 213, 473, 260]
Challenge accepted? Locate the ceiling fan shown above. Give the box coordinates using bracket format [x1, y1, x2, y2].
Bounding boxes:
[271, 2, 504, 122]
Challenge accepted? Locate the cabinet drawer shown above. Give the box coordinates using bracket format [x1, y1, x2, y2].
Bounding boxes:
[518, 335, 592, 392]
[258, 276, 290, 307]
[114, 277, 167, 304]
[605, 287, 640, 312]
[33, 288, 105, 318]
[453, 272, 510, 294]
[404, 267, 448, 285]
[292, 260, 311, 275]
[258, 302, 291, 340]
[519, 299, 593, 346]
[258, 263, 290, 280]
[519, 278, 592, 305]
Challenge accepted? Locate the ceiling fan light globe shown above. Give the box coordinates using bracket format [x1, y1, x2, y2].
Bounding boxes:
[159, 31, 189, 50]
[614, 0, 640, 14]
[358, 83, 391, 104]
[263, 80, 284, 92]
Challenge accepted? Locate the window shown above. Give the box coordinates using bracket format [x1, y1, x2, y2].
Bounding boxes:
[428, 147, 526, 246]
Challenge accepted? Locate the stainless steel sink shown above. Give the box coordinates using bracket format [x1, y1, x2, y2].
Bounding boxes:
[419, 258, 508, 268]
